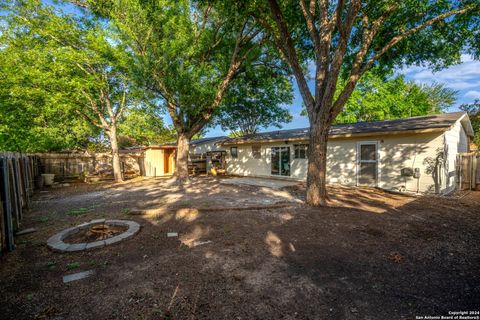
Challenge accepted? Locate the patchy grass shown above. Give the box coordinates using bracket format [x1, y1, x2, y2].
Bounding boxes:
[46, 261, 57, 271]
[67, 208, 90, 216]
[66, 262, 80, 270]
[66, 204, 101, 216]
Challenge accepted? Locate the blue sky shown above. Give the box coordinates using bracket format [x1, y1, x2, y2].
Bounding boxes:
[202, 54, 480, 137]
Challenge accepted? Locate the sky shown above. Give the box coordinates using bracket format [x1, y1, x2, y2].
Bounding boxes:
[202, 54, 480, 137]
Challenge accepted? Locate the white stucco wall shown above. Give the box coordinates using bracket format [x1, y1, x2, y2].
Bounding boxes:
[225, 130, 457, 193]
[443, 120, 469, 193]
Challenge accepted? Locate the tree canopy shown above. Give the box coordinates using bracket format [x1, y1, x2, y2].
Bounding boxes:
[214, 64, 293, 136]
[335, 72, 457, 123]
[460, 99, 480, 146]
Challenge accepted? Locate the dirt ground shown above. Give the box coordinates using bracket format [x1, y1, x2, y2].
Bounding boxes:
[1, 176, 479, 320]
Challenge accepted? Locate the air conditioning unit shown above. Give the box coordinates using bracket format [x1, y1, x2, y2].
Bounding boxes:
[401, 168, 414, 177]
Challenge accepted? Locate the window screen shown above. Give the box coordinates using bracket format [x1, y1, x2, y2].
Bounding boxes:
[230, 147, 238, 158]
[360, 144, 376, 161]
[252, 145, 261, 159]
[294, 144, 308, 159]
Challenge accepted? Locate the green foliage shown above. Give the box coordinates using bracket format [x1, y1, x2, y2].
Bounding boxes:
[117, 108, 176, 147]
[300, 71, 457, 123]
[460, 99, 480, 146]
[335, 72, 457, 123]
[0, 0, 172, 152]
[66, 262, 80, 270]
[47, 261, 57, 270]
[215, 64, 294, 136]
[87, 0, 285, 138]
[0, 21, 98, 152]
[67, 207, 90, 216]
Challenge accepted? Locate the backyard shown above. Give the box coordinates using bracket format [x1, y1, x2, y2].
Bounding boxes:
[0, 177, 479, 319]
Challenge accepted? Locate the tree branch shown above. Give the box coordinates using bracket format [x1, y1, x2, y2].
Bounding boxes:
[332, 5, 473, 119]
[268, 0, 315, 115]
[361, 6, 473, 74]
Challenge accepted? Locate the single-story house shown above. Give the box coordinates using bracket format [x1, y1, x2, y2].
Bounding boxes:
[189, 136, 227, 156]
[143, 136, 226, 177]
[221, 112, 474, 194]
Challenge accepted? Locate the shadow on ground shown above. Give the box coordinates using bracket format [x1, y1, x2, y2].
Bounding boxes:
[0, 176, 479, 319]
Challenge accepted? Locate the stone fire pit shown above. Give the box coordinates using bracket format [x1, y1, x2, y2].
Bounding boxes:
[47, 219, 140, 252]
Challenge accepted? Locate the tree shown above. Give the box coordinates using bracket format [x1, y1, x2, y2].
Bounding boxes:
[117, 107, 176, 147]
[77, 0, 283, 183]
[335, 72, 457, 123]
[0, 44, 98, 152]
[460, 99, 480, 146]
[2, 0, 137, 181]
[253, 0, 479, 205]
[215, 65, 293, 136]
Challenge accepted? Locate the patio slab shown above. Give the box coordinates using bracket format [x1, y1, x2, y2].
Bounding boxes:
[220, 177, 300, 189]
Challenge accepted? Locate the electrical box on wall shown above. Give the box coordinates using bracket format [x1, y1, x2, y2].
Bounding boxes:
[401, 168, 414, 177]
[413, 168, 421, 179]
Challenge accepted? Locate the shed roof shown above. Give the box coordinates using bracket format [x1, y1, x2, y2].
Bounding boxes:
[144, 136, 227, 149]
[190, 136, 227, 146]
[221, 112, 470, 145]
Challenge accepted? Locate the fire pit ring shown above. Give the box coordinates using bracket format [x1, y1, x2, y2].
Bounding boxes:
[47, 219, 140, 252]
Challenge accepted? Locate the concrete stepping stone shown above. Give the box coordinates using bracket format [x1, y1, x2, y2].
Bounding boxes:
[16, 228, 36, 236]
[63, 270, 95, 283]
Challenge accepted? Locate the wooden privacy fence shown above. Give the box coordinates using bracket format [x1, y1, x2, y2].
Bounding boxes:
[0, 152, 40, 253]
[37, 150, 145, 179]
[456, 152, 480, 191]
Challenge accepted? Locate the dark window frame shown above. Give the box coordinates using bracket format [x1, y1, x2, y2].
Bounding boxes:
[251, 145, 261, 159]
[230, 146, 238, 158]
[294, 144, 309, 159]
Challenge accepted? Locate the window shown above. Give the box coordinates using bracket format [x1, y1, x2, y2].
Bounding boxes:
[294, 144, 308, 159]
[230, 146, 238, 158]
[252, 145, 261, 159]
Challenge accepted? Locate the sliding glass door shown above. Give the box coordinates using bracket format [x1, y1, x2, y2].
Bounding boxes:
[271, 147, 290, 176]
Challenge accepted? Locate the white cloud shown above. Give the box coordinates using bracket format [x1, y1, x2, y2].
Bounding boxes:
[400, 55, 480, 90]
[464, 90, 480, 99]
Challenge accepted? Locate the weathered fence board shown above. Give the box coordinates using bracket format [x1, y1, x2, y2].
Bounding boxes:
[456, 152, 480, 191]
[0, 153, 39, 254]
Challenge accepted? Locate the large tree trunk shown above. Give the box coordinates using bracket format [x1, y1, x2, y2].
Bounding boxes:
[107, 127, 123, 182]
[306, 123, 330, 206]
[175, 133, 190, 183]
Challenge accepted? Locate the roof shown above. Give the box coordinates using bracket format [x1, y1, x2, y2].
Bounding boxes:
[144, 136, 227, 149]
[190, 136, 227, 146]
[221, 112, 470, 145]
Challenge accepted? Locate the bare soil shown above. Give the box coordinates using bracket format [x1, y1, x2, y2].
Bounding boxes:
[0, 176, 479, 320]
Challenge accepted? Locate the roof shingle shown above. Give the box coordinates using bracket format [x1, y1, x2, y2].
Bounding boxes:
[221, 112, 466, 145]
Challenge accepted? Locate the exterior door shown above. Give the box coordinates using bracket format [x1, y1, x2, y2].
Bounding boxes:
[271, 147, 290, 176]
[357, 142, 378, 186]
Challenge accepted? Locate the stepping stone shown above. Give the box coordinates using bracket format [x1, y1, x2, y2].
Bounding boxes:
[63, 270, 95, 283]
[16, 228, 36, 236]
[192, 240, 212, 247]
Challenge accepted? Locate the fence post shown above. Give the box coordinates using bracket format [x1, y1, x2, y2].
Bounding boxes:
[0, 158, 15, 251]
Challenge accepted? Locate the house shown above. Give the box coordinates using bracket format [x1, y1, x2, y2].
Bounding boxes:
[189, 136, 227, 157]
[221, 112, 474, 194]
[143, 136, 226, 177]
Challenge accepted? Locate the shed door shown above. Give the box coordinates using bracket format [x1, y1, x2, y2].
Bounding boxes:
[357, 142, 378, 186]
